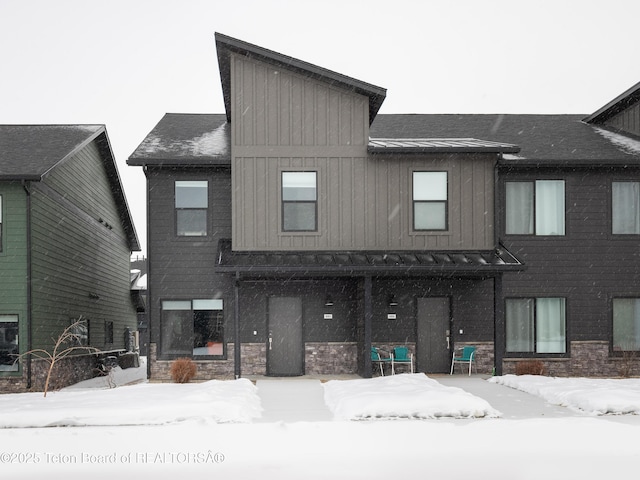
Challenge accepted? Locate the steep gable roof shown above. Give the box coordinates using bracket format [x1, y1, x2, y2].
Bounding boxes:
[583, 81, 640, 125]
[0, 124, 139, 251]
[215, 33, 386, 125]
[127, 114, 230, 166]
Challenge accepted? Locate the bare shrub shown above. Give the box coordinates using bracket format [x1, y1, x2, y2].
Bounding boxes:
[170, 358, 197, 383]
[515, 360, 546, 376]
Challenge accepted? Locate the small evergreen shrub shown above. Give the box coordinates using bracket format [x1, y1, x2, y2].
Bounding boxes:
[170, 358, 197, 383]
[515, 360, 546, 376]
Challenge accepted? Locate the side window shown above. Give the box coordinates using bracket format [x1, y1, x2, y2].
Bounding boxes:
[413, 171, 448, 231]
[161, 299, 224, 358]
[506, 297, 566, 354]
[281, 172, 317, 232]
[612, 298, 640, 351]
[0, 314, 19, 371]
[104, 321, 114, 346]
[175, 181, 208, 236]
[506, 180, 565, 235]
[612, 181, 640, 234]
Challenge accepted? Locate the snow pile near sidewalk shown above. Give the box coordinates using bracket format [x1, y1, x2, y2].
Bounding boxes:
[323, 373, 501, 420]
[62, 356, 149, 390]
[0, 378, 261, 428]
[489, 375, 640, 415]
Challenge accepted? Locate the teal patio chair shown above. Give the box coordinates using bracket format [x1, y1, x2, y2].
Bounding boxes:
[392, 346, 414, 374]
[371, 347, 393, 376]
[450, 346, 477, 376]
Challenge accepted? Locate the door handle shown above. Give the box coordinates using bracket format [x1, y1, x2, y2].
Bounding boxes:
[269, 336, 273, 351]
[446, 336, 450, 350]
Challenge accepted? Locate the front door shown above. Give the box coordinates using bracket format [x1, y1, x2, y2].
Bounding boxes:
[416, 297, 451, 373]
[267, 297, 303, 376]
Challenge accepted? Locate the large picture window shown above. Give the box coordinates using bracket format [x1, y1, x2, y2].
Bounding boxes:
[506, 298, 566, 353]
[161, 299, 224, 357]
[282, 172, 317, 232]
[413, 171, 448, 230]
[613, 298, 640, 351]
[175, 181, 208, 236]
[0, 315, 18, 371]
[612, 181, 640, 234]
[506, 180, 565, 235]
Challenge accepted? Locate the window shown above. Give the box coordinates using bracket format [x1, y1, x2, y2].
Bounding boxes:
[282, 172, 317, 231]
[506, 180, 565, 235]
[175, 181, 208, 236]
[613, 298, 640, 351]
[506, 298, 566, 353]
[69, 317, 89, 347]
[612, 182, 640, 234]
[161, 299, 224, 357]
[104, 321, 114, 346]
[413, 171, 448, 230]
[0, 315, 18, 372]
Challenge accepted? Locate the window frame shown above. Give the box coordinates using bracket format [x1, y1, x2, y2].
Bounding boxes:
[611, 180, 640, 236]
[281, 171, 318, 233]
[174, 180, 209, 237]
[505, 179, 566, 236]
[505, 297, 568, 356]
[0, 314, 19, 372]
[160, 299, 225, 360]
[412, 171, 448, 232]
[612, 297, 640, 353]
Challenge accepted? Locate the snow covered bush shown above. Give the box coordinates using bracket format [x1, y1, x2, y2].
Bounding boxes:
[170, 357, 197, 383]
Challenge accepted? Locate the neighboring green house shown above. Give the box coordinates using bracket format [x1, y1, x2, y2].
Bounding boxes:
[0, 125, 140, 392]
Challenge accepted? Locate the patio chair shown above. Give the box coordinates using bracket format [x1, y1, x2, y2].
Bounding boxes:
[450, 345, 477, 376]
[371, 347, 393, 376]
[392, 346, 414, 374]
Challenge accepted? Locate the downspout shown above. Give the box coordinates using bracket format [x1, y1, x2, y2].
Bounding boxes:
[363, 276, 372, 378]
[234, 272, 241, 378]
[493, 156, 504, 375]
[21, 181, 32, 389]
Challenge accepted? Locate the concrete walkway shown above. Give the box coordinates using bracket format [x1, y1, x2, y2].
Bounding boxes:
[254, 374, 584, 423]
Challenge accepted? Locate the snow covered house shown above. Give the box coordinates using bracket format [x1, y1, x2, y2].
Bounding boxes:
[128, 34, 640, 380]
[0, 125, 140, 392]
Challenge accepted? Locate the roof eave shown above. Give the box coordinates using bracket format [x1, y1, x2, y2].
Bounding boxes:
[584, 81, 640, 124]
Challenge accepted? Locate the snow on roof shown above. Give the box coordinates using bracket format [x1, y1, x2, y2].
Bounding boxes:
[593, 127, 640, 156]
[136, 122, 228, 158]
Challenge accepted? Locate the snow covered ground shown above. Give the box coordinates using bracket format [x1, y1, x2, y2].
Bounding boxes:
[2, 365, 640, 479]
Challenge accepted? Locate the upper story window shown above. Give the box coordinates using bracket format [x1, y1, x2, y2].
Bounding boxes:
[282, 172, 317, 232]
[612, 181, 640, 234]
[175, 181, 208, 236]
[506, 297, 566, 354]
[613, 298, 640, 352]
[506, 180, 565, 236]
[413, 171, 448, 231]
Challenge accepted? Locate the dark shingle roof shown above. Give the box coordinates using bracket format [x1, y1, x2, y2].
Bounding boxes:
[0, 125, 103, 179]
[127, 114, 230, 166]
[215, 239, 523, 277]
[371, 114, 640, 166]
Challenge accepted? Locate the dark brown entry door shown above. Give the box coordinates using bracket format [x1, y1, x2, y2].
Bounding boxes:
[267, 297, 303, 376]
[416, 297, 451, 373]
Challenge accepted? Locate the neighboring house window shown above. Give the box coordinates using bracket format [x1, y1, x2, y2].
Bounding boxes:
[612, 181, 640, 234]
[282, 172, 317, 232]
[413, 171, 448, 230]
[175, 181, 208, 236]
[161, 299, 224, 357]
[105, 321, 114, 346]
[613, 298, 640, 351]
[70, 318, 89, 347]
[506, 298, 566, 353]
[0, 315, 19, 372]
[505, 180, 565, 235]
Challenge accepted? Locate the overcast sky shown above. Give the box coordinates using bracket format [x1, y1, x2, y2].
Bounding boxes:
[2, 0, 640, 255]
